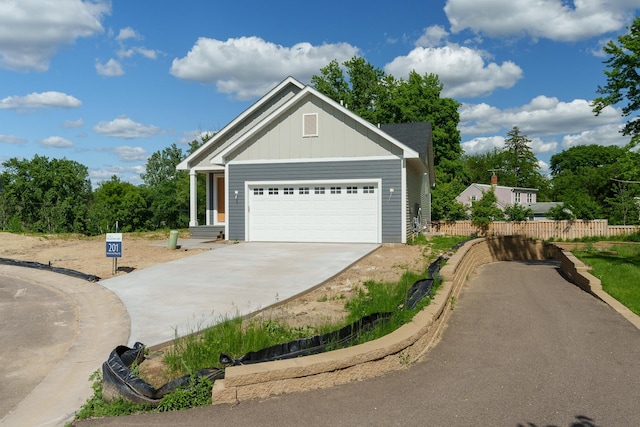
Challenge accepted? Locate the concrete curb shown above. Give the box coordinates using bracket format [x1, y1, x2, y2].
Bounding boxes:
[211, 235, 640, 404]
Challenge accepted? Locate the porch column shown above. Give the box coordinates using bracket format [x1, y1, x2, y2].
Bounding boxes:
[189, 170, 198, 227]
[205, 172, 211, 226]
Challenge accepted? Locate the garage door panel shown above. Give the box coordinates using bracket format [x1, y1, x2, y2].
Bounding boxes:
[248, 183, 379, 243]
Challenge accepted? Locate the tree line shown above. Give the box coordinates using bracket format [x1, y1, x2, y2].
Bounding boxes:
[2, 17, 640, 235]
[0, 137, 207, 235]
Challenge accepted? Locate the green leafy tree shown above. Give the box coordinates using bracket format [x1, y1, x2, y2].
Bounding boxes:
[0, 155, 91, 233]
[504, 203, 534, 222]
[605, 182, 640, 225]
[592, 16, 640, 143]
[470, 188, 504, 234]
[547, 203, 576, 221]
[549, 145, 628, 220]
[88, 176, 150, 234]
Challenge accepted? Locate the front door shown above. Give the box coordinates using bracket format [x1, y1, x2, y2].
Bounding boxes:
[216, 177, 225, 223]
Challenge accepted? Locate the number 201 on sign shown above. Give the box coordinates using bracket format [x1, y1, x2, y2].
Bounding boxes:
[106, 233, 122, 258]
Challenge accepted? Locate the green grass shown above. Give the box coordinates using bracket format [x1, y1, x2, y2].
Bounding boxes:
[573, 244, 640, 316]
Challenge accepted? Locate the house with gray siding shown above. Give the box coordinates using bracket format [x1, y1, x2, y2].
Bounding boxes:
[177, 76, 434, 244]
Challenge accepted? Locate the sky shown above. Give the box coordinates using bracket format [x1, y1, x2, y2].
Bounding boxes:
[1, 0, 639, 186]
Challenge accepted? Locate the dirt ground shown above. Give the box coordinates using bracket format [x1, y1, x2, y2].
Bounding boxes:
[0, 231, 429, 387]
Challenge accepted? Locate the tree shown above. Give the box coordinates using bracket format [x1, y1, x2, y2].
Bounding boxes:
[592, 16, 640, 143]
[88, 176, 149, 234]
[547, 203, 575, 221]
[549, 145, 629, 220]
[504, 203, 534, 222]
[0, 155, 91, 233]
[605, 182, 640, 225]
[470, 188, 504, 234]
[503, 126, 541, 189]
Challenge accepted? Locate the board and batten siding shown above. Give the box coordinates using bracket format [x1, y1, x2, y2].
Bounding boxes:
[227, 96, 403, 162]
[227, 159, 403, 243]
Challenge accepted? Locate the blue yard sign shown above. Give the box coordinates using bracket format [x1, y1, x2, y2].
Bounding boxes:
[106, 233, 123, 258]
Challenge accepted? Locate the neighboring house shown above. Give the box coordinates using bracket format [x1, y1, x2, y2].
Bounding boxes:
[456, 176, 561, 220]
[177, 76, 435, 244]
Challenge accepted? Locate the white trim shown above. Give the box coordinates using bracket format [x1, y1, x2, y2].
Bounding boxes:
[228, 155, 399, 166]
[245, 178, 382, 243]
[302, 113, 318, 137]
[189, 170, 198, 227]
[224, 164, 229, 241]
[205, 173, 212, 226]
[401, 159, 407, 244]
[189, 165, 225, 173]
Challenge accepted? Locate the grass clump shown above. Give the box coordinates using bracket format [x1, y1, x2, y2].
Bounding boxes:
[573, 244, 640, 316]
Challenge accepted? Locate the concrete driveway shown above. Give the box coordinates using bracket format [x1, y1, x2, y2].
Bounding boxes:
[99, 242, 379, 347]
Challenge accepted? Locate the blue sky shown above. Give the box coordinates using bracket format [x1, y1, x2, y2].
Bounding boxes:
[1, 0, 639, 185]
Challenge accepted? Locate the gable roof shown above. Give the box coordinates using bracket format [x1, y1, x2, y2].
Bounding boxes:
[178, 76, 429, 176]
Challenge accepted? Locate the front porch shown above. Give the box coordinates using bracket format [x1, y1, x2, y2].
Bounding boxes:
[188, 169, 227, 240]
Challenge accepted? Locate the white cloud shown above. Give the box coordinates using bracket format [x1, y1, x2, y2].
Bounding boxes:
[89, 164, 146, 186]
[415, 25, 450, 48]
[0, 91, 82, 109]
[0, 0, 110, 71]
[459, 96, 622, 136]
[63, 118, 84, 128]
[170, 36, 360, 100]
[562, 123, 631, 149]
[96, 58, 124, 77]
[461, 135, 505, 155]
[384, 44, 523, 98]
[93, 115, 161, 139]
[116, 27, 141, 41]
[0, 134, 27, 144]
[40, 136, 73, 148]
[444, 0, 639, 42]
[109, 146, 148, 162]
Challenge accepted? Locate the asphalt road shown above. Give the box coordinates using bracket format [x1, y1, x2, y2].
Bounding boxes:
[0, 275, 76, 420]
[76, 260, 640, 426]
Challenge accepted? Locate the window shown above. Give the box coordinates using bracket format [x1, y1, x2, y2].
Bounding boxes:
[363, 186, 374, 194]
[470, 195, 477, 201]
[330, 186, 342, 194]
[314, 187, 325, 194]
[514, 192, 521, 203]
[253, 188, 264, 195]
[299, 187, 309, 195]
[268, 188, 279, 195]
[284, 187, 294, 195]
[303, 113, 318, 137]
[526, 193, 533, 204]
[347, 186, 357, 194]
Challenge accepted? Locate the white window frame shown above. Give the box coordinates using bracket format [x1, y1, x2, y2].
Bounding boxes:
[302, 113, 319, 137]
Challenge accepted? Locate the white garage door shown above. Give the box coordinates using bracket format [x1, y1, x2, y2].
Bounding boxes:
[248, 183, 380, 243]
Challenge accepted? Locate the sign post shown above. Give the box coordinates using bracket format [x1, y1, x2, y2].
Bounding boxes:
[106, 232, 123, 275]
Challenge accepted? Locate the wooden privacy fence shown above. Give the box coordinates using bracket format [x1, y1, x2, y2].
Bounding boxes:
[430, 220, 639, 240]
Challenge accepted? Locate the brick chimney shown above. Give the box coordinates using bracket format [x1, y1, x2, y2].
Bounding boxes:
[491, 173, 498, 186]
